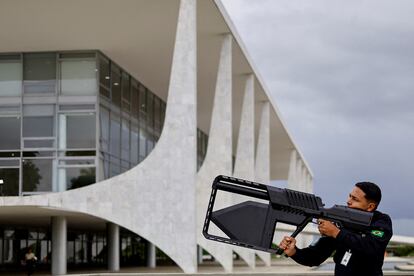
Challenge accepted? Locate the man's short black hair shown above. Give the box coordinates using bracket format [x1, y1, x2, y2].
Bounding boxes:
[355, 182, 382, 207]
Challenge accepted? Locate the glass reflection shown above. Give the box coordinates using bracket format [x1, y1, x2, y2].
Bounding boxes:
[0, 168, 19, 196]
[111, 65, 121, 108]
[99, 56, 110, 98]
[65, 167, 96, 190]
[23, 53, 56, 94]
[110, 114, 121, 158]
[22, 159, 53, 192]
[0, 116, 20, 150]
[23, 117, 54, 137]
[60, 59, 97, 95]
[0, 55, 22, 96]
[100, 107, 110, 152]
[121, 120, 130, 162]
[59, 114, 96, 149]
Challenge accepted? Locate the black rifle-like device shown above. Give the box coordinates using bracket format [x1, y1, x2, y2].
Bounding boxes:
[202, 175, 373, 254]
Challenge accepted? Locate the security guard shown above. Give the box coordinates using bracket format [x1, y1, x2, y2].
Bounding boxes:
[279, 182, 392, 276]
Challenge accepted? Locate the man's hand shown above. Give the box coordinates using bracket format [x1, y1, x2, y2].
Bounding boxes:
[278, 236, 297, 257]
[318, 219, 340, 238]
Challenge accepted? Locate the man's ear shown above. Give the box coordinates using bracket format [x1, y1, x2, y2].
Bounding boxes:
[367, 202, 376, 212]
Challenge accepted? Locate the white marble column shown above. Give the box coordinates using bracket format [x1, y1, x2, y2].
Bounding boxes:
[296, 159, 304, 192]
[196, 34, 233, 272]
[147, 242, 156, 268]
[307, 173, 313, 193]
[51, 216, 67, 276]
[232, 74, 256, 268]
[301, 164, 307, 192]
[288, 150, 297, 190]
[107, 223, 120, 271]
[254, 102, 271, 266]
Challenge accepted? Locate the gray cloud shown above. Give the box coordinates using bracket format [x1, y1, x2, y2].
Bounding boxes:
[223, 0, 414, 232]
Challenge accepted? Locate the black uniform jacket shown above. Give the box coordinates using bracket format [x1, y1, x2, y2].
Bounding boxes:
[291, 211, 392, 276]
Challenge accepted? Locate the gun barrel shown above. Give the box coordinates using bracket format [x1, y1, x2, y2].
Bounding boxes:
[215, 182, 269, 200]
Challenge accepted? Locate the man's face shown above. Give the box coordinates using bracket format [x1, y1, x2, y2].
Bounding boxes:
[347, 186, 375, 212]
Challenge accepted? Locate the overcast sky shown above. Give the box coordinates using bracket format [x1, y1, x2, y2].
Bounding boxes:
[222, 0, 414, 235]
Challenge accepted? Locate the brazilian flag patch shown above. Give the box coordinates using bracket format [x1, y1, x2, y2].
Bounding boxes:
[371, 230, 384, 238]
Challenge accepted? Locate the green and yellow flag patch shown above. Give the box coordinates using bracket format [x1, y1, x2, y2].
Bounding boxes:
[371, 230, 384, 238]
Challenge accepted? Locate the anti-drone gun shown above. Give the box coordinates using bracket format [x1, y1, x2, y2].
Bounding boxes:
[202, 175, 373, 254]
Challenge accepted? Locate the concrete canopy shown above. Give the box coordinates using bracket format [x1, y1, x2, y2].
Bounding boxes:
[0, 0, 311, 180]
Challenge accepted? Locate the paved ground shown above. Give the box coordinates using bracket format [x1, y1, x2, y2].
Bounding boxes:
[2, 257, 414, 276]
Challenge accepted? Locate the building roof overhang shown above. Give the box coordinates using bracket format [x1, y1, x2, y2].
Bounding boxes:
[0, 0, 311, 180]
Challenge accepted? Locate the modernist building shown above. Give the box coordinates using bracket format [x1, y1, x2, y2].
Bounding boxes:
[0, 0, 313, 274]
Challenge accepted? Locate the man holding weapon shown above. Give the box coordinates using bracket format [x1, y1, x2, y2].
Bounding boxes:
[279, 182, 392, 276]
[203, 176, 392, 276]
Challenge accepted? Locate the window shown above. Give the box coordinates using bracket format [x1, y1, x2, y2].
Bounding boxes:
[154, 96, 161, 134]
[23, 105, 55, 137]
[0, 54, 22, 96]
[121, 72, 130, 112]
[59, 113, 96, 149]
[138, 84, 146, 113]
[22, 158, 53, 193]
[0, 168, 19, 196]
[58, 167, 96, 191]
[130, 80, 139, 119]
[111, 65, 121, 108]
[60, 57, 97, 95]
[100, 107, 110, 153]
[23, 53, 56, 94]
[98, 55, 110, 98]
[109, 156, 120, 178]
[146, 133, 155, 155]
[139, 126, 147, 159]
[100, 154, 110, 181]
[146, 92, 154, 128]
[121, 119, 130, 162]
[23, 117, 54, 137]
[130, 124, 138, 165]
[110, 114, 121, 158]
[0, 116, 20, 150]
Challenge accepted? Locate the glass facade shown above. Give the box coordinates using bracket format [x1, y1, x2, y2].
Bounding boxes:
[0, 50, 208, 196]
[0, 50, 209, 271]
[0, 227, 52, 271]
[0, 226, 176, 271]
[0, 52, 98, 196]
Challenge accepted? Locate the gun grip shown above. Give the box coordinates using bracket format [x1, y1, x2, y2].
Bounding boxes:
[276, 248, 284, 255]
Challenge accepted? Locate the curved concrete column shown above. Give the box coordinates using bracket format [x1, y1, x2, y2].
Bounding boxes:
[301, 164, 307, 192]
[288, 150, 297, 190]
[301, 172, 316, 248]
[286, 151, 308, 248]
[254, 102, 271, 266]
[296, 159, 304, 192]
[2, 0, 198, 273]
[290, 158, 313, 248]
[232, 74, 256, 268]
[196, 34, 233, 272]
[307, 173, 313, 193]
